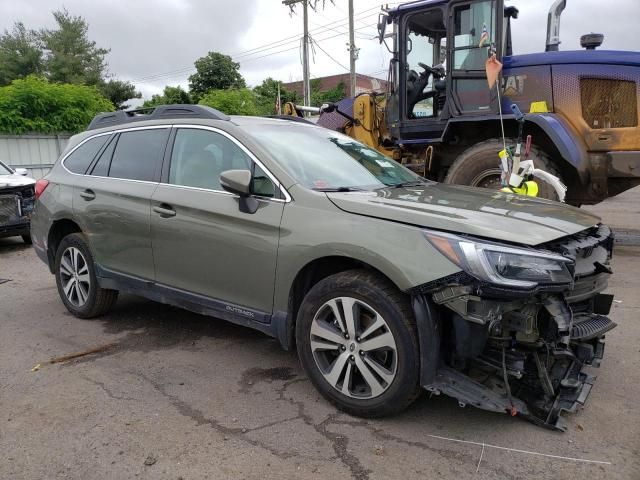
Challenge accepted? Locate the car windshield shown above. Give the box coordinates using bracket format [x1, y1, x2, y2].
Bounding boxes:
[0, 161, 13, 175]
[248, 124, 423, 190]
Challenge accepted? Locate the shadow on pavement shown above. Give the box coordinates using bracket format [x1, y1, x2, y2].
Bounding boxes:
[66, 293, 280, 362]
[70, 292, 535, 433]
[0, 237, 31, 254]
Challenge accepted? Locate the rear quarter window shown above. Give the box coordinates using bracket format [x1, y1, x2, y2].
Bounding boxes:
[108, 129, 169, 182]
[63, 135, 110, 174]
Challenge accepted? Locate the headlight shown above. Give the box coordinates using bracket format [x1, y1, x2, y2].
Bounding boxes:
[424, 230, 574, 288]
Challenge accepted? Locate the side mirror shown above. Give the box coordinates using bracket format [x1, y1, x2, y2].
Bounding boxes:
[220, 169, 259, 214]
[220, 169, 251, 196]
[14, 168, 28, 176]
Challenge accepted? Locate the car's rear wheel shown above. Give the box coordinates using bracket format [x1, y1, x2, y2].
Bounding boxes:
[21, 234, 32, 245]
[54, 233, 118, 318]
[296, 269, 420, 417]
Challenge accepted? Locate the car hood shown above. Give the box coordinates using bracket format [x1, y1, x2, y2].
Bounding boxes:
[0, 174, 36, 188]
[326, 183, 600, 246]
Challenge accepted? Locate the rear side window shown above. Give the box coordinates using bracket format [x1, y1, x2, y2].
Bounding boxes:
[109, 129, 169, 182]
[63, 135, 110, 174]
[89, 136, 117, 177]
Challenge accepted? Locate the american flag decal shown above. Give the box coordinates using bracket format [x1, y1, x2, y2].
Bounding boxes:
[479, 23, 489, 47]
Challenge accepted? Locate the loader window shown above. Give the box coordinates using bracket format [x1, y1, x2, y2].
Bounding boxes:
[452, 1, 495, 71]
[404, 8, 446, 119]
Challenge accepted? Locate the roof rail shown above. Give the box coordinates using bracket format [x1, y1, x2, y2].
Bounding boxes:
[264, 115, 315, 125]
[87, 104, 230, 131]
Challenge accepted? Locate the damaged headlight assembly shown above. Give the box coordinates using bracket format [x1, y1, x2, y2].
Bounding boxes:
[424, 230, 574, 289]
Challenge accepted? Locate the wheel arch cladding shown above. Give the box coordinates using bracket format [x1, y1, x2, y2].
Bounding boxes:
[278, 256, 403, 351]
[47, 219, 82, 273]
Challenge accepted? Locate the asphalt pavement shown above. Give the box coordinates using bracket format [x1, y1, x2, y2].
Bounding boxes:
[584, 186, 640, 245]
[1, 200, 639, 479]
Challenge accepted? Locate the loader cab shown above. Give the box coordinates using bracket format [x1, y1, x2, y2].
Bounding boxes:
[382, 0, 504, 142]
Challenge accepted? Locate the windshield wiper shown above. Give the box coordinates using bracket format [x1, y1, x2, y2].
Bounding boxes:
[313, 186, 367, 192]
[386, 180, 428, 188]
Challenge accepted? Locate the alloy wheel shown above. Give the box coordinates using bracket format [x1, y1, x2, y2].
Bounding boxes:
[59, 247, 91, 307]
[309, 297, 398, 399]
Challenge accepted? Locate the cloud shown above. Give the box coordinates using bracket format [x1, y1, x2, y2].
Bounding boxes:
[1, 0, 638, 101]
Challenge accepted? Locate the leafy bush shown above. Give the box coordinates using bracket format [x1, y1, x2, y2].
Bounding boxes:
[253, 77, 300, 115]
[311, 80, 345, 106]
[143, 85, 192, 108]
[0, 76, 113, 134]
[198, 88, 257, 116]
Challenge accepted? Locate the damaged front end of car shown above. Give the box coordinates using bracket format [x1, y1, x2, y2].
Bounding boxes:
[414, 224, 615, 431]
[0, 183, 36, 238]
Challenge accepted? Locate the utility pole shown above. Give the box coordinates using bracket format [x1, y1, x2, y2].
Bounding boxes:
[302, 1, 311, 108]
[348, 0, 356, 97]
[283, 0, 311, 108]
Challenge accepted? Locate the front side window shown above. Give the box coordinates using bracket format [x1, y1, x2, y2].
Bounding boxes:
[109, 129, 168, 182]
[249, 125, 421, 190]
[252, 164, 276, 197]
[169, 128, 276, 197]
[64, 135, 110, 174]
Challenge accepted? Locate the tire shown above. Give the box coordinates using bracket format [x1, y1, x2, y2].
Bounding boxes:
[21, 234, 32, 245]
[296, 269, 421, 417]
[54, 233, 118, 319]
[444, 138, 563, 201]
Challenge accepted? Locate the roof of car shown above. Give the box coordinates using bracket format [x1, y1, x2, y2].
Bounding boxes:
[87, 104, 230, 131]
[86, 105, 317, 133]
[230, 115, 316, 127]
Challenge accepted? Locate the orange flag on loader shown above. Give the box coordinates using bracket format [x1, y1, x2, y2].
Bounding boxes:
[486, 54, 503, 89]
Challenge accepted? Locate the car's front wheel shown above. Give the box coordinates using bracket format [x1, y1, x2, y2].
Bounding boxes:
[54, 233, 118, 318]
[296, 269, 420, 417]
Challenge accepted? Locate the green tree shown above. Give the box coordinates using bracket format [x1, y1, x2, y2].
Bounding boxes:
[198, 89, 256, 116]
[0, 76, 113, 134]
[311, 80, 345, 106]
[40, 9, 109, 85]
[0, 22, 44, 86]
[142, 85, 192, 108]
[188, 52, 245, 101]
[98, 79, 141, 110]
[253, 77, 300, 115]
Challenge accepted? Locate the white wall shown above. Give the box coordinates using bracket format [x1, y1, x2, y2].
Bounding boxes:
[0, 135, 70, 179]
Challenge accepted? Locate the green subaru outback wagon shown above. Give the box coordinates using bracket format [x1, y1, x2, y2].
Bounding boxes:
[31, 105, 616, 430]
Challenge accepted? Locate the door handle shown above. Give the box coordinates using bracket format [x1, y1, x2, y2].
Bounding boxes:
[153, 204, 176, 217]
[79, 189, 96, 201]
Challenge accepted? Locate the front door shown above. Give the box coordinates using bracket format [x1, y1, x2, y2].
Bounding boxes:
[447, 0, 503, 115]
[150, 126, 285, 315]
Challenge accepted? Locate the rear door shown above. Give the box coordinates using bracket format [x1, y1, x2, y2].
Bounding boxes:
[73, 126, 169, 280]
[150, 126, 285, 315]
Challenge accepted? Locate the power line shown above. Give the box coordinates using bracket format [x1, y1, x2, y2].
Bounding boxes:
[130, 7, 381, 83]
[310, 37, 349, 72]
[132, 21, 377, 84]
[131, 10, 379, 82]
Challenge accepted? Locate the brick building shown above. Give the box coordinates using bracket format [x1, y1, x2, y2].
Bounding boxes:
[282, 73, 387, 97]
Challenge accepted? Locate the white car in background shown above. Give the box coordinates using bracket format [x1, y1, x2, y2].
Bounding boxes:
[0, 160, 36, 244]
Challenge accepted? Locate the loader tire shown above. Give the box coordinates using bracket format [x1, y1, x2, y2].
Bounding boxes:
[444, 138, 563, 201]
